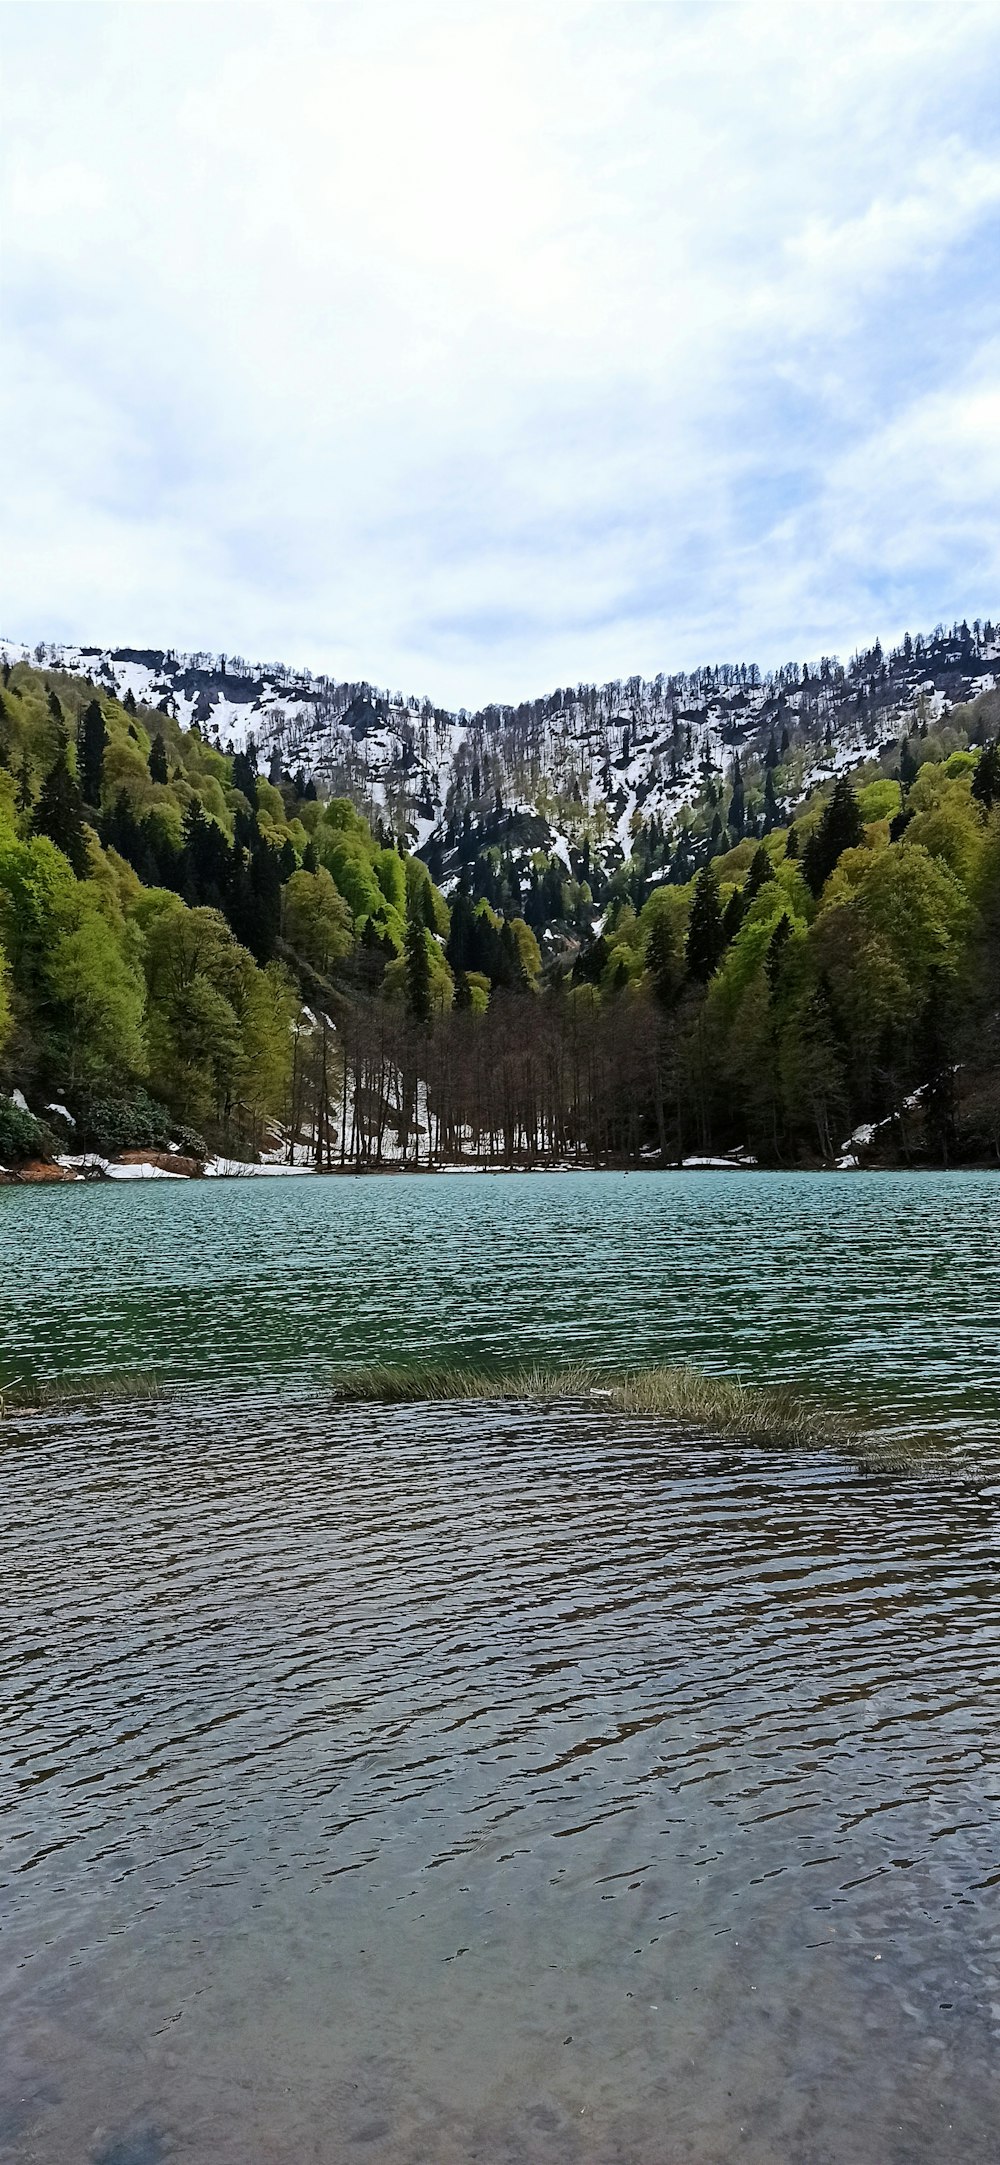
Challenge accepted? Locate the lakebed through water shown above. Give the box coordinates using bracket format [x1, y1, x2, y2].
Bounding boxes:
[1, 1172, 998, 2162]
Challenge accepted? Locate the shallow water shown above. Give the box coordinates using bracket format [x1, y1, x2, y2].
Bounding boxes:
[1, 1175, 999, 2160]
[1, 1167, 1000, 1444]
[3, 1394, 999, 2162]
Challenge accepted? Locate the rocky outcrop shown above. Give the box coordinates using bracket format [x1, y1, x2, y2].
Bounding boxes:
[115, 1150, 204, 1177]
[8, 1160, 80, 1183]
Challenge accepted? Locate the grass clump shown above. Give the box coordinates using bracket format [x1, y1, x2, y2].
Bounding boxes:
[331, 1360, 851, 1452]
[0, 1371, 166, 1418]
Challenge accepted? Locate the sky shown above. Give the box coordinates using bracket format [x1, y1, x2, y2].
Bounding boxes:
[2, 1, 999, 709]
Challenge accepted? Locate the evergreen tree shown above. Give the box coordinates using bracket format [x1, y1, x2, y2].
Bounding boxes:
[278, 837, 297, 881]
[646, 911, 681, 1005]
[802, 778, 863, 897]
[446, 891, 476, 973]
[785, 823, 799, 859]
[722, 886, 745, 944]
[686, 864, 725, 981]
[763, 766, 779, 828]
[899, 736, 919, 789]
[745, 843, 775, 902]
[764, 911, 792, 993]
[16, 755, 32, 814]
[404, 899, 433, 1023]
[302, 840, 318, 874]
[728, 756, 745, 835]
[148, 731, 169, 785]
[971, 740, 1000, 815]
[77, 700, 108, 806]
[33, 743, 89, 876]
[500, 917, 528, 990]
[232, 743, 258, 806]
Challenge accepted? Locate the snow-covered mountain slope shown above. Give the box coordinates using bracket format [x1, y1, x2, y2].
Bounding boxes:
[4, 621, 997, 879]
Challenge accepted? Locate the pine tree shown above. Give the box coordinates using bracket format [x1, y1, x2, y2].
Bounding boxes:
[728, 755, 745, 835]
[802, 777, 863, 897]
[446, 891, 476, 972]
[33, 743, 89, 876]
[232, 745, 258, 806]
[764, 911, 792, 993]
[763, 766, 779, 828]
[972, 740, 1000, 815]
[148, 731, 169, 785]
[302, 840, 318, 874]
[686, 864, 725, 981]
[646, 912, 680, 1005]
[78, 700, 108, 806]
[745, 843, 775, 901]
[404, 901, 433, 1023]
[722, 886, 745, 944]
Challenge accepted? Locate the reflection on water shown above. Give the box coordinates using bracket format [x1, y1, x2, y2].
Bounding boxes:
[0, 1169, 999, 1446]
[2, 1394, 998, 2163]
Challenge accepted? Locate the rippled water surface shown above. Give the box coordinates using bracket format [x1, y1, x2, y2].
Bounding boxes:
[2, 1168, 1000, 1440]
[1, 1176, 999, 2161]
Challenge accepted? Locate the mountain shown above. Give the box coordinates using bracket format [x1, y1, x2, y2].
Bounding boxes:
[6, 619, 997, 904]
[3, 617, 1000, 1173]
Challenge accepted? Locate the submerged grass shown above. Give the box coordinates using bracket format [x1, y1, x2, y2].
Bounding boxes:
[330, 1359, 856, 1453]
[0, 1371, 166, 1418]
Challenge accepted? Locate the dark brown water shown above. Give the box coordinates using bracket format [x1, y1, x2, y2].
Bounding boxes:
[2, 1390, 997, 2164]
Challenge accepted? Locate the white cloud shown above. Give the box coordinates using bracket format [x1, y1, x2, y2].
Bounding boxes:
[1, 0, 999, 703]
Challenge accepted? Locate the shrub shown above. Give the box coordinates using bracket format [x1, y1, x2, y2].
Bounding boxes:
[172, 1121, 208, 1161]
[73, 1085, 171, 1155]
[0, 1100, 46, 1162]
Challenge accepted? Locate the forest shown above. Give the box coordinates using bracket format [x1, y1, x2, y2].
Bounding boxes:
[1, 652, 999, 1171]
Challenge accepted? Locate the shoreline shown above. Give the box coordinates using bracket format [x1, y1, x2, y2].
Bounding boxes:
[3, 1153, 999, 1185]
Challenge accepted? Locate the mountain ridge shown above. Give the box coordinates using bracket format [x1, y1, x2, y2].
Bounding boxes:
[3, 617, 997, 899]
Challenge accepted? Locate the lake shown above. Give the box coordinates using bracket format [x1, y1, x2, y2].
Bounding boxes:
[1, 1172, 998, 2162]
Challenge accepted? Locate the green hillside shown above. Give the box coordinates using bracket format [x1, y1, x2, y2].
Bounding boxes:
[1, 655, 999, 1169]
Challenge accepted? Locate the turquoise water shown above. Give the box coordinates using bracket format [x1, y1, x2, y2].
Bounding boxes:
[1, 1168, 999, 1442]
[1, 1174, 998, 2161]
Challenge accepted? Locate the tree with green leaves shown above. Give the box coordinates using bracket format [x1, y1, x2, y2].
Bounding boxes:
[33, 744, 89, 878]
[686, 863, 725, 981]
[282, 868, 352, 975]
[802, 777, 863, 897]
[971, 740, 1000, 815]
[404, 901, 433, 1023]
[148, 731, 169, 785]
[47, 892, 147, 1087]
[745, 843, 775, 902]
[77, 700, 108, 806]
